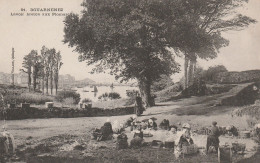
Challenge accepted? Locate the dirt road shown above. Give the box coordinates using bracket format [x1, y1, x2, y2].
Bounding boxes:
[0, 97, 258, 162]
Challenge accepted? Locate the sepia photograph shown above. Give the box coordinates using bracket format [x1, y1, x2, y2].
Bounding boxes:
[0, 0, 260, 162]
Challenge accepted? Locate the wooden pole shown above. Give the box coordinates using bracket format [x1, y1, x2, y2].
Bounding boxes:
[11, 48, 15, 86]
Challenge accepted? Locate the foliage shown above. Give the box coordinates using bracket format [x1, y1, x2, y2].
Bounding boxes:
[98, 92, 121, 100]
[109, 92, 121, 99]
[62, 97, 75, 106]
[3, 92, 54, 105]
[172, 0, 256, 89]
[171, 0, 256, 60]
[40, 46, 63, 95]
[63, 0, 255, 106]
[194, 66, 204, 80]
[154, 84, 182, 102]
[126, 90, 139, 98]
[82, 98, 92, 103]
[20, 46, 63, 95]
[20, 50, 41, 91]
[201, 65, 228, 82]
[63, 0, 182, 106]
[151, 74, 174, 92]
[55, 90, 81, 104]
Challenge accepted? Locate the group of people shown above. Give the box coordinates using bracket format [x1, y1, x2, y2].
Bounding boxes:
[175, 121, 222, 157]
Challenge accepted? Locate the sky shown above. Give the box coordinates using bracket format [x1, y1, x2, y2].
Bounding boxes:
[0, 0, 260, 83]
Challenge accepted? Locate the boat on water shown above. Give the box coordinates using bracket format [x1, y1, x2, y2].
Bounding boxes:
[63, 88, 77, 92]
[92, 86, 98, 92]
[77, 86, 84, 88]
[110, 83, 114, 89]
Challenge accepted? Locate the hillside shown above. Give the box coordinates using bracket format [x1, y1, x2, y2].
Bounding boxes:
[213, 69, 260, 84]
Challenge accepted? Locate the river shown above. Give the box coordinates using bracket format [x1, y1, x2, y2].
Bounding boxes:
[74, 85, 138, 102]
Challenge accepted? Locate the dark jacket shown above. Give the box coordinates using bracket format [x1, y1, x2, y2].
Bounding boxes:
[178, 136, 194, 148]
[210, 126, 220, 137]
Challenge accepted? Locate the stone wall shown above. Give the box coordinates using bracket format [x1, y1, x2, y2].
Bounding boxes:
[221, 82, 260, 106]
[213, 70, 260, 84]
[0, 106, 135, 120]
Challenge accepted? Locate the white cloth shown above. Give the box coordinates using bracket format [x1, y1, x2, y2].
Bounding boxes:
[1, 131, 16, 153]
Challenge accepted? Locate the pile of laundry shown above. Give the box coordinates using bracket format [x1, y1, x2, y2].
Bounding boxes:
[0, 130, 16, 161]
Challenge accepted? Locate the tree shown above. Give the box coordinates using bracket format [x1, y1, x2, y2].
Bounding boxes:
[48, 48, 56, 95]
[151, 74, 174, 92]
[63, 0, 181, 106]
[170, 0, 256, 88]
[21, 50, 41, 91]
[20, 53, 33, 91]
[44, 48, 52, 95]
[40, 46, 48, 94]
[30, 50, 41, 91]
[202, 65, 228, 82]
[54, 51, 63, 95]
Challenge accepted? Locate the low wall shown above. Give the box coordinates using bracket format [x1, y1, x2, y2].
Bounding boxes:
[0, 106, 135, 120]
[213, 70, 260, 84]
[221, 82, 260, 106]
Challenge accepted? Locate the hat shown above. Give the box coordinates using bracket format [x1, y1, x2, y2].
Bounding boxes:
[182, 123, 191, 129]
[142, 119, 149, 122]
[150, 117, 157, 121]
[212, 121, 217, 125]
[148, 119, 153, 123]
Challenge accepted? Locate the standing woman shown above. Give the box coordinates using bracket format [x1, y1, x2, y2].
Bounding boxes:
[134, 93, 145, 116]
[206, 121, 220, 153]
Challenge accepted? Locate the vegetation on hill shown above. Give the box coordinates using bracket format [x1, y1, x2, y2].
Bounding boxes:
[98, 92, 121, 100]
[151, 74, 174, 92]
[55, 90, 81, 105]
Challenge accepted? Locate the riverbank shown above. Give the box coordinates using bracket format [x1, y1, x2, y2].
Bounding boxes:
[1, 97, 260, 162]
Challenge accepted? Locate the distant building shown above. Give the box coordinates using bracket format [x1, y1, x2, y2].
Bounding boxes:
[0, 72, 77, 88]
[0, 72, 11, 84]
[59, 74, 75, 87]
[0, 71, 27, 85]
[17, 72, 28, 85]
[9, 74, 18, 84]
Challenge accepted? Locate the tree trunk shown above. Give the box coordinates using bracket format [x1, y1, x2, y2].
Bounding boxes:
[50, 69, 53, 95]
[28, 70, 31, 92]
[138, 78, 153, 107]
[33, 68, 37, 91]
[55, 73, 59, 95]
[184, 56, 189, 89]
[45, 72, 49, 95]
[41, 77, 45, 95]
[188, 57, 197, 87]
[188, 60, 193, 87]
[192, 59, 197, 80]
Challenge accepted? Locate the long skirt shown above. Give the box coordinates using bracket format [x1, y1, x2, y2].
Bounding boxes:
[206, 135, 219, 152]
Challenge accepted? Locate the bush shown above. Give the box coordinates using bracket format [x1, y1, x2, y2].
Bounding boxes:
[82, 98, 92, 103]
[55, 90, 81, 104]
[201, 65, 227, 82]
[3, 93, 53, 105]
[126, 90, 139, 98]
[109, 92, 121, 99]
[152, 74, 174, 92]
[63, 97, 75, 106]
[98, 92, 121, 100]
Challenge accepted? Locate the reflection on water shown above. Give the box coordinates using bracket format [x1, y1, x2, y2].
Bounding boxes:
[75, 86, 138, 102]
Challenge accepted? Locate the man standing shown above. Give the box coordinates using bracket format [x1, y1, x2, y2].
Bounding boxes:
[207, 121, 220, 153]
